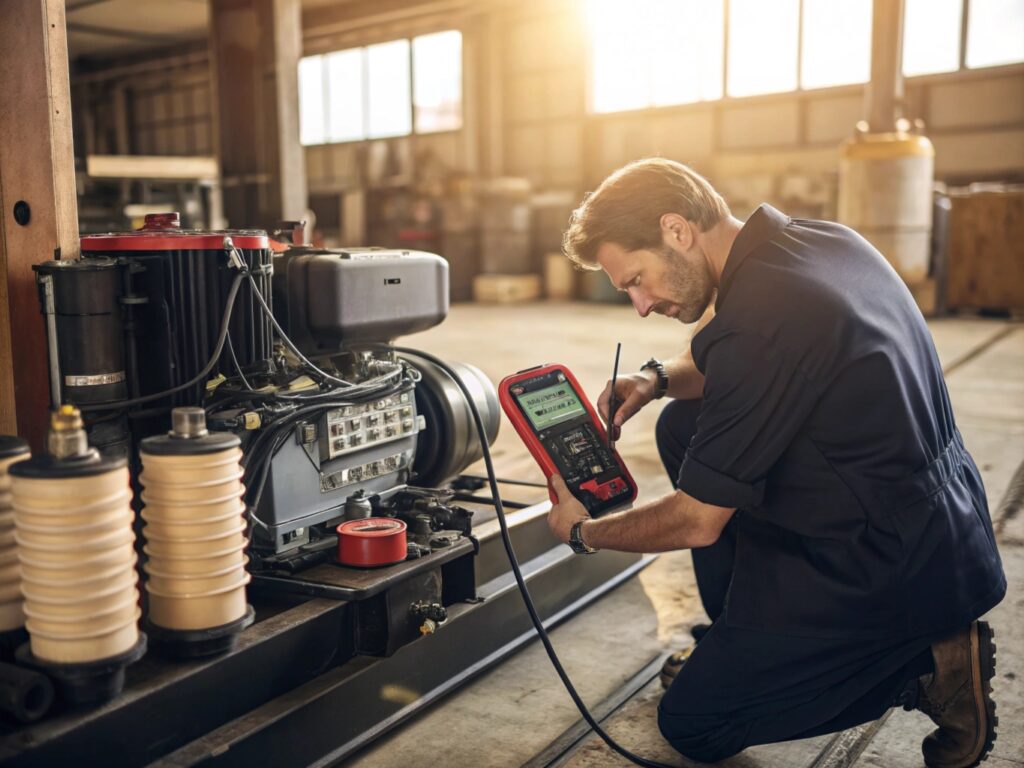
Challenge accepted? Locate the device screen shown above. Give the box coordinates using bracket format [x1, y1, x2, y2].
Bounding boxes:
[516, 381, 586, 431]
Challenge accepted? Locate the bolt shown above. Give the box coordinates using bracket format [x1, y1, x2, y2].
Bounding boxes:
[171, 407, 208, 438]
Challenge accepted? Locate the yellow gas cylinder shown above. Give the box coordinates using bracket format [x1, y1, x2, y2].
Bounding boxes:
[838, 127, 935, 285]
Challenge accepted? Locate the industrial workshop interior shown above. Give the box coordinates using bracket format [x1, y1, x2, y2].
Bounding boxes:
[0, 0, 1022, 766]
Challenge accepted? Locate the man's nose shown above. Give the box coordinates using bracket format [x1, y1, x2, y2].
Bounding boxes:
[628, 288, 654, 317]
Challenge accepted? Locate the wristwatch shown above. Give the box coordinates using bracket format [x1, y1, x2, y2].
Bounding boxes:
[640, 358, 669, 399]
[569, 520, 597, 555]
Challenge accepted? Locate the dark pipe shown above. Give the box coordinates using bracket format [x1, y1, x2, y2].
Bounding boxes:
[0, 662, 54, 723]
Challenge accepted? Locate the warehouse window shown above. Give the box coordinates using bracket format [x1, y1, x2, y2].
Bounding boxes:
[587, 0, 871, 112]
[366, 40, 412, 139]
[800, 0, 872, 89]
[299, 56, 327, 145]
[966, 0, 1024, 69]
[586, 0, 1021, 115]
[904, 0, 1024, 76]
[299, 31, 462, 146]
[325, 50, 364, 143]
[413, 30, 463, 132]
[727, 0, 800, 96]
[902, 0, 962, 76]
[586, 0, 724, 113]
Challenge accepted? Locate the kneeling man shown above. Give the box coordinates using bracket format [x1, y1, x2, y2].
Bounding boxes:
[548, 158, 1005, 767]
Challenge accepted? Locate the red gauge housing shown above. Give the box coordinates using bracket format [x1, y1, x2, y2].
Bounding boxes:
[500, 364, 637, 516]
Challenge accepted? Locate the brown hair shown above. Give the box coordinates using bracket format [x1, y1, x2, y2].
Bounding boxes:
[563, 158, 731, 270]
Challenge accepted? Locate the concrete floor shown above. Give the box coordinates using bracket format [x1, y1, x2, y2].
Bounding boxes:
[344, 303, 1023, 768]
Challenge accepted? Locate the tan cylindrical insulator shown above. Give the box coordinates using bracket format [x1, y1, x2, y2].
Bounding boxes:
[140, 411, 249, 633]
[10, 455, 139, 665]
[0, 437, 31, 633]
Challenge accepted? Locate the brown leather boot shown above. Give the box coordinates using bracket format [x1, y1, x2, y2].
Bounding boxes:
[917, 621, 998, 768]
[659, 624, 710, 688]
[659, 645, 694, 689]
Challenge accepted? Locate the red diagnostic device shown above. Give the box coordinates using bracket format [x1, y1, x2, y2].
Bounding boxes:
[500, 364, 637, 516]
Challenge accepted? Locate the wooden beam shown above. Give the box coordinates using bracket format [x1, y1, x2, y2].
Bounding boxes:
[0, 0, 80, 449]
[86, 154, 219, 180]
[210, 0, 307, 229]
[302, 0, 469, 40]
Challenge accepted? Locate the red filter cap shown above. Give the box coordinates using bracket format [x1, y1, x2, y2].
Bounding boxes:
[144, 212, 181, 229]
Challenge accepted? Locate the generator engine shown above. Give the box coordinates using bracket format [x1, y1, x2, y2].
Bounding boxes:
[34, 215, 499, 568]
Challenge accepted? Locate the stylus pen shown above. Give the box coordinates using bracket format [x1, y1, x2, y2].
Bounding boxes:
[608, 342, 621, 451]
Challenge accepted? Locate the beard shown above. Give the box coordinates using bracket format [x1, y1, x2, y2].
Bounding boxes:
[658, 245, 716, 323]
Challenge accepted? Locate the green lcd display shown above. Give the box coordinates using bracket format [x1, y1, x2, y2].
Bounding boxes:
[517, 381, 587, 431]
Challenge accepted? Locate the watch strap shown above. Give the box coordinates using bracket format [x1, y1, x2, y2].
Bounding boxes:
[640, 358, 669, 399]
[569, 520, 596, 554]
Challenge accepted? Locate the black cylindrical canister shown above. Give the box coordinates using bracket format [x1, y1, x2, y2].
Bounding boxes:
[79, 213, 273, 411]
[33, 259, 126, 406]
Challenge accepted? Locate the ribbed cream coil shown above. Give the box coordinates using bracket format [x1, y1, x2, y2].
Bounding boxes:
[0, 452, 29, 632]
[11, 468, 139, 664]
[140, 447, 250, 631]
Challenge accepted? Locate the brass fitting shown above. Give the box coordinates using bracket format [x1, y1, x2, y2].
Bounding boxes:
[47, 405, 88, 460]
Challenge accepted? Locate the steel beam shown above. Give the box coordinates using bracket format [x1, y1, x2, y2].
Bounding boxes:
[154, 547, 651, 767]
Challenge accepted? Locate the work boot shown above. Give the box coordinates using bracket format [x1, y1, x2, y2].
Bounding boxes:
[917, 621, 998, 768]
[659, 624, 711, 689]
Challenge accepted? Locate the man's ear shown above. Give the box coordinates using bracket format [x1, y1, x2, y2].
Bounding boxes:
[659, 213, 693, 252]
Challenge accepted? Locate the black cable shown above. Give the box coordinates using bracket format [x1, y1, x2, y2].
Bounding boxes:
[459, 474, 548, 489]
[231, 265, 408, 400]
[389, 346, 674, 768]
[226, 333, 254, 391]
[80, 271, 247, 412]
[237, 261, 356, 389]
[450, 493, 532, 510]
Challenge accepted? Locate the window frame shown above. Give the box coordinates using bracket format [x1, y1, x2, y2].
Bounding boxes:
[299, 28, 464, 147]
[585, 0, 1024, 118]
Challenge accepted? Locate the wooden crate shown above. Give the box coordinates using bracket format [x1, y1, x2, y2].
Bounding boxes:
[472, 274, 542, 304]
[946, 186, 1024, 312]
[544, 252, 576, 300]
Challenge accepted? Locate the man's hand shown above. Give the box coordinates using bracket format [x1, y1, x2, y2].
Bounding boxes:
[597, 371, 659, 440]
[547, 474, 590, 544]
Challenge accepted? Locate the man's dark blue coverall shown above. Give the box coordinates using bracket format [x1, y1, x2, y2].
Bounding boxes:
[654, 205, 1006, 763]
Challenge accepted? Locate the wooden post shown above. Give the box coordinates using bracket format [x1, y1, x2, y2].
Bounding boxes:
[0, 0, 80, 449]
[865, 0, 906, 132]
[210, 0, 308, 230]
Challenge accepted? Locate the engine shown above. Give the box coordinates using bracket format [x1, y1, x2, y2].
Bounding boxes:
[33, 213, 499, 569]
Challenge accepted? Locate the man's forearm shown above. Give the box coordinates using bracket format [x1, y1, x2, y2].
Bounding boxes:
[580, 491, 733, 553]
[661, 305, 713, 401]
[663, 353, 704, 401]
